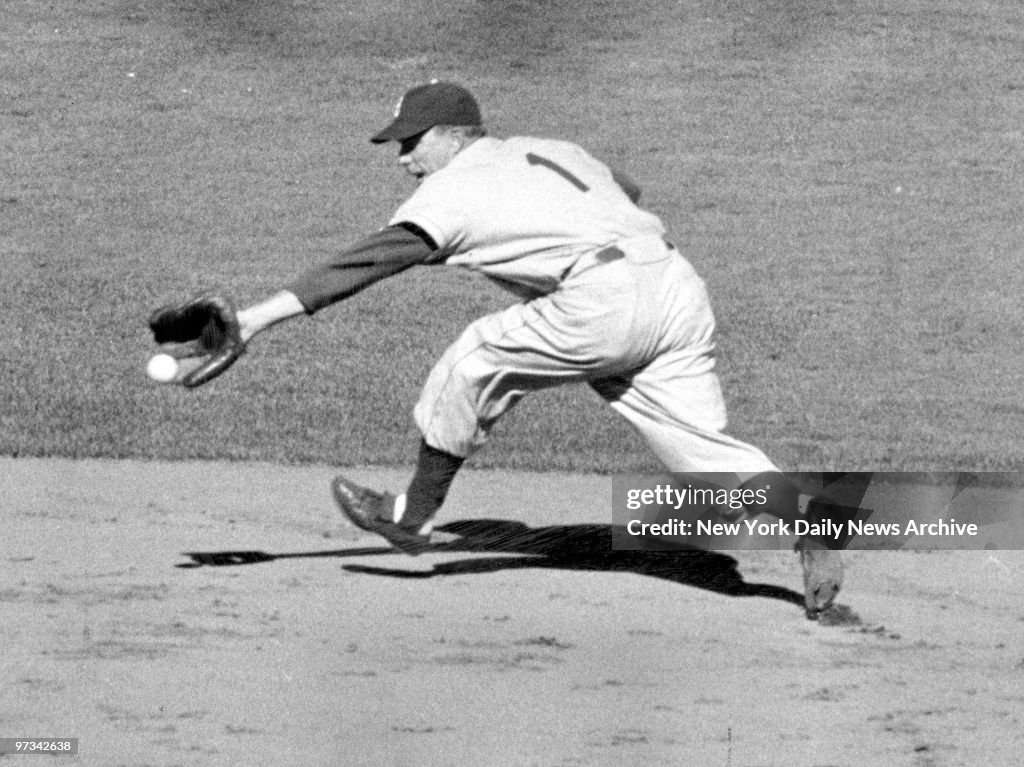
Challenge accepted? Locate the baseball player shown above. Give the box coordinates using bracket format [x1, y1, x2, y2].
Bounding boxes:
[158, 81, 848, 616]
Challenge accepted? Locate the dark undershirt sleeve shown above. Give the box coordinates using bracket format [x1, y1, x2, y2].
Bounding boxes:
[284, 224, 436, 314]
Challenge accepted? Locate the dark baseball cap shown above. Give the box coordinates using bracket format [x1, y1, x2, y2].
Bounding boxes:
[370, 81, 482, 144]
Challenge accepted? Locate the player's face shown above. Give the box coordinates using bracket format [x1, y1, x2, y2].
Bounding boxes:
[398, 127, 459, 181]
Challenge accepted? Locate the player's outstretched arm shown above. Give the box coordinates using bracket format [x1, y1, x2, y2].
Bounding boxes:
[148, 221, 433, 385]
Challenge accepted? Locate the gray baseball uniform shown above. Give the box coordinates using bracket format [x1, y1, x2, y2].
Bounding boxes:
[290, 134, 777, 478]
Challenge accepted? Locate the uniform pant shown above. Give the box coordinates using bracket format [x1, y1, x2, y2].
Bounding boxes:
[413, 236, 778, 479]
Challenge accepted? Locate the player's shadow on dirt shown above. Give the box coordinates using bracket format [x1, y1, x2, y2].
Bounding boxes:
[178, 519, 804, 608]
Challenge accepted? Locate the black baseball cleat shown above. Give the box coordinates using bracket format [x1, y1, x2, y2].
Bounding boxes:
[331, 475, 432, 555]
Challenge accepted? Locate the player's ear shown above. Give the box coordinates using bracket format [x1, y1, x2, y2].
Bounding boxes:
[448, 126, 470, 149]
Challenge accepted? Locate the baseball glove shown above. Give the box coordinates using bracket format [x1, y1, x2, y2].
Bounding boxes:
[148, 294, 245, 388]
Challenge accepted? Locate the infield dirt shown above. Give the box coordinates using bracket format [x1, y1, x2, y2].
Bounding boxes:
[3, 458, 1024, 766]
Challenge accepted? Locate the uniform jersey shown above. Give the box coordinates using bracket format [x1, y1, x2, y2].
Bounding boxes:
[390, 136, 666, 296]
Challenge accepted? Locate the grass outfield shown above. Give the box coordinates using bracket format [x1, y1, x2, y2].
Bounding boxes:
[3, 0, 1023, 472]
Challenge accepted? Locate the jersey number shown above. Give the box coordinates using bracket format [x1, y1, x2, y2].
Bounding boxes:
[526, 153, 590, 192]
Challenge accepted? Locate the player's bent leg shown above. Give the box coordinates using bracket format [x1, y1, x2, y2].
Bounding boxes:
[413, 302, 550, 457]
[414, 295, 628, 457]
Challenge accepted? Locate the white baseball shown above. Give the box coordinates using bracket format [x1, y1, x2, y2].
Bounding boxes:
[146, 353, 179, 384]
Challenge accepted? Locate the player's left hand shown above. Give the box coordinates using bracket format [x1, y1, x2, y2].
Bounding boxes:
[148, 294, 246, 388]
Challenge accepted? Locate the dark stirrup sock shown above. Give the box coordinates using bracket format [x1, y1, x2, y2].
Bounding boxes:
[401, 440, 465, 527]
